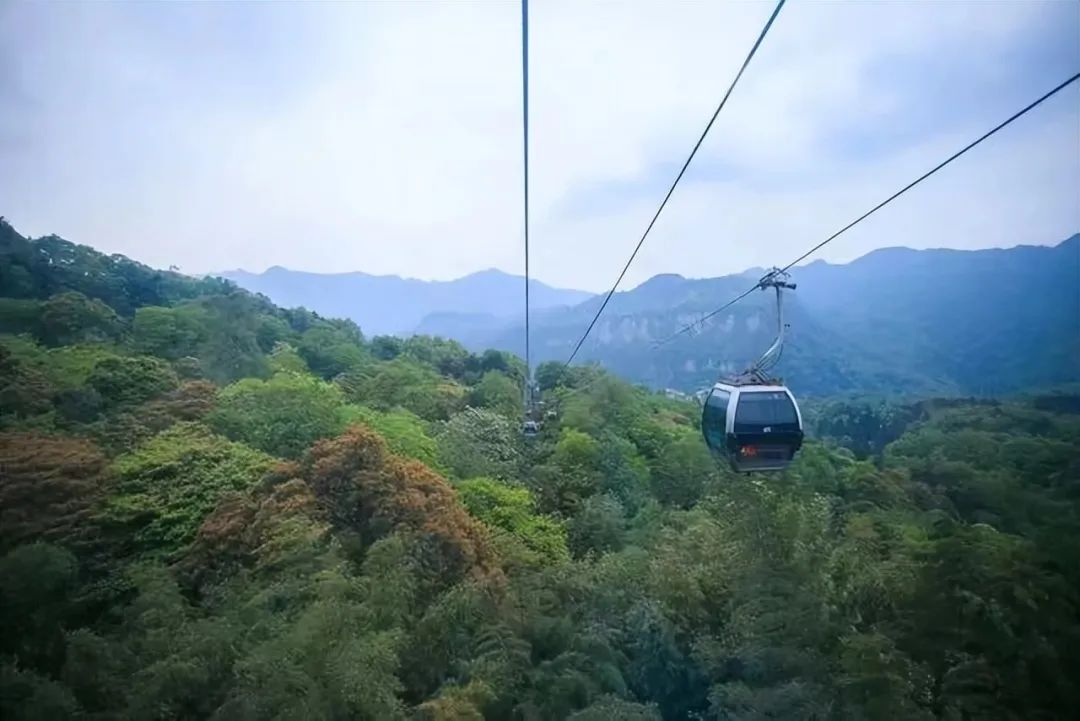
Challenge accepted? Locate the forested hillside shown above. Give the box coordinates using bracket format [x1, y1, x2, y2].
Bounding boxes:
[2, 219, 1079, 721]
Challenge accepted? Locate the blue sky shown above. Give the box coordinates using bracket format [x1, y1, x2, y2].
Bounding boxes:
[1, 0, 1077, 292]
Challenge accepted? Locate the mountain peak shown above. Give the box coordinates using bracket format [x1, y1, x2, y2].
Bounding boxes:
[634, 273, 685, 290]
[460, 267, 513, 281]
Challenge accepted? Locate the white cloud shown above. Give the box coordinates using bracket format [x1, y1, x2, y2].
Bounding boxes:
[0, 0, 1076, 291]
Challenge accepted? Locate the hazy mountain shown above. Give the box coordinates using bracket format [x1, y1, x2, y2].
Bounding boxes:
[218, 266, 592, 337]
[420, 235, 1079, 397]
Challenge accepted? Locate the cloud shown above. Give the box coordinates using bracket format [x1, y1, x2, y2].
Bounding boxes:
[1, 0, 1076, 292]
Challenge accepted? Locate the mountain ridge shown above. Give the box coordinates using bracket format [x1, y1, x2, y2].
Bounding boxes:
[419, 234, 1079, 396]
[218, 265, 594, 337]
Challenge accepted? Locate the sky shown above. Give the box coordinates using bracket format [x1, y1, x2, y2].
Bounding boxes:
[1, 0, 1077, 293]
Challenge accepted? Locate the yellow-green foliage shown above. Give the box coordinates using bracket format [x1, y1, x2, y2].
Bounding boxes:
[104, 423, 275, 559]
[1, 334, 129, 395]
[342, 404, 442, 470]
[208, 372, 350, 459]
[342, 357, 467, 421]
[457, 477, 569, 566]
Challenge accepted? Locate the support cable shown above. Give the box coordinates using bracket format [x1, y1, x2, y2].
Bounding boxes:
[564, 0, 787, 366]
[655, 71, 1080, 347]
[522, 0, 532, 410]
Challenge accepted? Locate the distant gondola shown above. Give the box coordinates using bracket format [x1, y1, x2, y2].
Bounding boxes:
[522, 380, 541, 438]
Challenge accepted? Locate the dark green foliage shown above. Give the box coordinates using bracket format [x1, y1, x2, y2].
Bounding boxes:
[0, 219, 227, 314]
[371, 334, 405, 360]
[39, 291, 123, 346]
[0, 663, 79, 721]
[131, 304, 208, 359]
[808, 396, 925, 459]
[468, 370, 523, 419]
[0, 298, 44, 336]
[297, 320, 367, 378]
[649, 433, 719, 508]
[0, 544, 79, 674]
[567, 494, 626, 557]
[535, 360, 570, 392]
[190, 293, 274, 382]
[0, 342, 55, 422]
[87, 355, 179, 408]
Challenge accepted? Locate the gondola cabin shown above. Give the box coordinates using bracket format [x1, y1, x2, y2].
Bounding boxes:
[702, 382, 803, 472]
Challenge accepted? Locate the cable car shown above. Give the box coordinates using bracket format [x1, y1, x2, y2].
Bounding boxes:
[700, 268, 804, 472]
[702, 382, 802, 472]
[522, 380, 541, 437]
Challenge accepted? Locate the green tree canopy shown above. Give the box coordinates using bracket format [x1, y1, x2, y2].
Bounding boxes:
[209, 372, 350, 459]
[457, 478, 568, 566]
[87, 355, 178, 408]
[469, 370, 523, 419]
[103, 423, 276, 560]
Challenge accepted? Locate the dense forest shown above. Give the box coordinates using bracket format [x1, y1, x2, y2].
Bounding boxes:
[2, 219, 1079, 721]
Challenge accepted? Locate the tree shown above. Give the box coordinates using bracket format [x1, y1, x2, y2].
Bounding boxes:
[0, 663, 79, 721]
[537, 428, 604, 515]
[92, 379, 220, 447]
[567, 494, 626, 557]
[0, 544, 79, 675]
[0, 344, 54, 422]
[0, 434, 108, 553]
[437, 408, 522, 481]
[87, 355, 178, 408]
[268, 341, 309, 374]
[415, 681, 493, 721]
[142, 379, 218, 423]
[403, 336, 472, 380]
[1, 337, 124, 396]
[480, 349, 525, 384]
[302, 425, 498, 584]
[0, 298, 43, 336]
[103, 423, 276, 560]
[130, 304, 207, 359]
[650, 433, 719, 509]
[298, 322, 367, 378]
[567, 695, 661, 721]
[371, 335, 405, 361]
[39, 291, 122, 346]
[192, 293, 272, 382]
[457, 478, 569, 566]
[345, 357, 466, 421]
[469, 370, 522, 419]
[209, 372, 349, 459]
[343, 405, 442, 470]
[535, 361, 570, 392]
